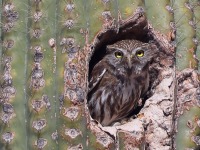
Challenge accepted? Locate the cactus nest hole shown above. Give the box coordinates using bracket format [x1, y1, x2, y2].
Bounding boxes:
[88, 8, 175, 126]
[87, 8, 176, 149]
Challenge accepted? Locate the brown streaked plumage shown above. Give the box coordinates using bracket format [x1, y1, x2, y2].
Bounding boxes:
[88, 39, 157, 126]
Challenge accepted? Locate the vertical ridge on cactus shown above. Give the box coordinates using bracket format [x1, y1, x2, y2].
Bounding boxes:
[0, 0, 200, 149]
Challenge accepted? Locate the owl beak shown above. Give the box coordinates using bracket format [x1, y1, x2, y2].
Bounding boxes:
[127, 57, 132, 69]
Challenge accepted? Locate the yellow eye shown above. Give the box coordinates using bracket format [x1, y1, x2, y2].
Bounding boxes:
[136, 50, 144, 57]
[115, 51, 123, 58]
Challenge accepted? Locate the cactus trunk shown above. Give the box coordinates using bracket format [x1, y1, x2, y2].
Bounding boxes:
[0, 0, 200, 150]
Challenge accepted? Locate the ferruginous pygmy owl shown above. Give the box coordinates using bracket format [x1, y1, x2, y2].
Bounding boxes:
[88, 39, 157, 126]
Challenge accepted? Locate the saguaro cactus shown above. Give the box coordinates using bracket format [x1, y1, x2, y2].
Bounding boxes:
[0, 0, 200, 150]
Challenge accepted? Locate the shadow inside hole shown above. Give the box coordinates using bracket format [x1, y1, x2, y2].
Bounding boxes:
[89, 44, 107, 75]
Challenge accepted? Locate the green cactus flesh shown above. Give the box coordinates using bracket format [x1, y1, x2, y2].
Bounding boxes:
[144, 0, 173, 35]
[173, 0, 198, 70]
[175, 107, 200, 150]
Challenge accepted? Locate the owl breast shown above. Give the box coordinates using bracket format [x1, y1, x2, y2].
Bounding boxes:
[88, 68, 149, 126]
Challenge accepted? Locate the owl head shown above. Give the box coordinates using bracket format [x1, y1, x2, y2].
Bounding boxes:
[104, 40, 157, 75]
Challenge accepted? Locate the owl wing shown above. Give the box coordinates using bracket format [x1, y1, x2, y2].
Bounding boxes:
[88, 64, 106, 93]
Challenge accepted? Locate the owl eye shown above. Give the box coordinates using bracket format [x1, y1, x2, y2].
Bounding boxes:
[115, 51, 123, 58]
[136, 50, 144, 57]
